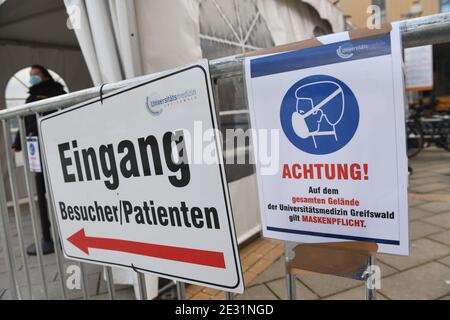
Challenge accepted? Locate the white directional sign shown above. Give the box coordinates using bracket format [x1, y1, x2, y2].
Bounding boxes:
[40, 60, 244, 292]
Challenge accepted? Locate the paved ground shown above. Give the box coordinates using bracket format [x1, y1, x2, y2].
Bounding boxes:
[230, 148, 450, 300]
[1, 148, 450, 300]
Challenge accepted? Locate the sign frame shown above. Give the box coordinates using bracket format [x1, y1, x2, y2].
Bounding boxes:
[39, 61, 243, 292]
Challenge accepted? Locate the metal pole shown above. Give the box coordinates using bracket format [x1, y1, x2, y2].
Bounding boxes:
[365, 255, 377, 300]
[2, 120, 32, 299]
[17, 116, 48, 299]
[0, 156, 19, 299]
[176, 282, 186, 300]
[34, 113, 67, 299]
[137, 272, 148, 300]
[104, 266, 115, 300]
[79, 262, 90, 299]
[286, 274, 297, 300]
[225, 292, 234, 300]
[284, 242, 297, 300]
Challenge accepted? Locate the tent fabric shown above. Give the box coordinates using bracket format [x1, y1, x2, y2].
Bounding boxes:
[135, 0, 202, 74]
[198, 0, 275, 60]
[124, 0, 343, 74]
[256, 0, 343, 46]
[64, 0, 103, 85]
[108, 0, 143, 79]
[64, 0, 143, 84]
[83, 0, 123, 83]
[303, 0, 345, 33]
[63, 0, 344, 78]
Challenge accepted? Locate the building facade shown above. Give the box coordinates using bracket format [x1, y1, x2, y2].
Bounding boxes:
[339, 0, 443, 28]
[338, 0, 450, 104]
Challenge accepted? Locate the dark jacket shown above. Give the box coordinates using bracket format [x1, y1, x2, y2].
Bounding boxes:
[12, 79, 66, 151]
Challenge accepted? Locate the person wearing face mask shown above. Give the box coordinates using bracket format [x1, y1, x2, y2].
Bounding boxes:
[11, 65, 66, 256]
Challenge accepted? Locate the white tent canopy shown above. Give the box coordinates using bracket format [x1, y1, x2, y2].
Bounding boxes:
[65, 0, 344, 81]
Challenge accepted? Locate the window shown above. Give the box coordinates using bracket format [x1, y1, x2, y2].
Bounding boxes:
[442, 0, 450, 12]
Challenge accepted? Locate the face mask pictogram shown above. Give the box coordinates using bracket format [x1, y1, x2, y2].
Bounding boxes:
[291, 81, 345, 149]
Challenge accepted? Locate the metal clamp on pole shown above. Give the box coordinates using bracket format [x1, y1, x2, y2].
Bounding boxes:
[99, 84, 106, 105]
[176, 282, 186, 300]
[284, 242, 297, 300]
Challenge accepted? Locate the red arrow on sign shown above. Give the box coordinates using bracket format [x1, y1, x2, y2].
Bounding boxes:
[67, 229, 226, 269]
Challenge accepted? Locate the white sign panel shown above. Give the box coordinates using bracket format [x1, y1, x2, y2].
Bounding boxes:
[27, 136, 41, 172]
[40, 60, 243, 292]
[405, 45, 433, 91]
[245, 26, 409, 255]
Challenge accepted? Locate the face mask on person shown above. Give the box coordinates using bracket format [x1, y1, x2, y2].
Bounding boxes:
[29, 75, 43, 86]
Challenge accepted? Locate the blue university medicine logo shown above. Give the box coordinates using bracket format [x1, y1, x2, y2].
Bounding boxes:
[28, 142, 36, 156]
[280, 75, 359, 155]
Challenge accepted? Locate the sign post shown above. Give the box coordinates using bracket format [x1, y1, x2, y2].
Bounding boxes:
[40, 60, 244, 294]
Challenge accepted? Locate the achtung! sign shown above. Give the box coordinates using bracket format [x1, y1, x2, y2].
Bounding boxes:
[40, 60, 243, 292]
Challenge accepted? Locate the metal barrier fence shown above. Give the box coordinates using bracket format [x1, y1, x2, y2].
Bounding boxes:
[1, 13, 449, 300]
